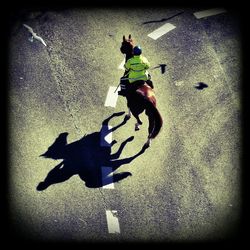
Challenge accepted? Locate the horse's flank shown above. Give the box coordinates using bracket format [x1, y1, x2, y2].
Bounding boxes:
[136, 84, 156, 106]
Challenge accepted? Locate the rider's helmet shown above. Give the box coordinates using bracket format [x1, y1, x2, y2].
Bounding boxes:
[133, 46, 142, 55]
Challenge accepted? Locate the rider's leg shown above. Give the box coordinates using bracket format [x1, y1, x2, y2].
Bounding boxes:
[118, 78, 129, 96]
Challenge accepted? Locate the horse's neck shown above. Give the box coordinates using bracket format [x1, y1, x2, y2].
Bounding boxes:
[125, 53, 133, 62]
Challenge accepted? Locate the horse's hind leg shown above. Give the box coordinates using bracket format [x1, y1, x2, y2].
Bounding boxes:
[134, 114, 143, 131]
[125, 108, 131, 119]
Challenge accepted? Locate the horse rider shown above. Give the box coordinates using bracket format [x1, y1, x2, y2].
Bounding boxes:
[118, 46, 154, 96]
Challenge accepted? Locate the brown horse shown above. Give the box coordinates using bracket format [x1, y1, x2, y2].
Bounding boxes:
[120, 34, 163, 147]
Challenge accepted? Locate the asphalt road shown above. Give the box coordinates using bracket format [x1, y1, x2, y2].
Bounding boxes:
[7, 7, 241, 243]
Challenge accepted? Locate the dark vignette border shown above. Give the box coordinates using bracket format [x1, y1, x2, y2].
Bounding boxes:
[1, 0, 248, 248]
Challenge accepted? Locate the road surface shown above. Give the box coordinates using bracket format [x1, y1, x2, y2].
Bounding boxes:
[7, 7, 241, 243]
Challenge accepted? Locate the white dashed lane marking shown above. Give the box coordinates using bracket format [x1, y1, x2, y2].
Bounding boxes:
[104, 86, 120, 108]
[147, 23, 176, 40]
[106, 210, 121, 234]
[193, 8, 227, 19]
[118, 58, 125, 70]
[100, 125, 115, 188]
[101, 166, 114, 189]
[100, 125, 112, 147]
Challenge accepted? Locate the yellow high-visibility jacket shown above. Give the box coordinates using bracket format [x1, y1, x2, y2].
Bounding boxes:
[124, 55, 150, 83]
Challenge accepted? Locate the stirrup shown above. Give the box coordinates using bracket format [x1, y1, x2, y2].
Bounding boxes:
[118, 90, 125, 96]
[118, 82, 127, 96]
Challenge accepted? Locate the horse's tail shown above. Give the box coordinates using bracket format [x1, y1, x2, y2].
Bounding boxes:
[145, 100, 163, 139]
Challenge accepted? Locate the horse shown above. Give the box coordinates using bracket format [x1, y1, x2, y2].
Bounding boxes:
[120, 34, 163, 147]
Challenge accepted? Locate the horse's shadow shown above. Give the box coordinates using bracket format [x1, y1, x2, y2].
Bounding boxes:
[37, 112, 147, 191]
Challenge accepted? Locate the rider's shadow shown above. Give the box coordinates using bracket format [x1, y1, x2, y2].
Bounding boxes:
[37, 112, 146, 191]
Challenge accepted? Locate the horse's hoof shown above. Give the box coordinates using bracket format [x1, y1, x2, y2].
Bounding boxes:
[126, 136, 134, 142]
[135, 126, 140, 131]
[111, 140, 117, 146]
[114, 111, 125, 117]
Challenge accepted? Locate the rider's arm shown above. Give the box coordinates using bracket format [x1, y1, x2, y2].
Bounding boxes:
[142, 56, 150, 69]
[144, 63, 150, 70]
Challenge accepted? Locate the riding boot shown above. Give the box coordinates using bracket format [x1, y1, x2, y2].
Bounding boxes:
[118, 89, 126, 96]
[118, 77, 129, 96]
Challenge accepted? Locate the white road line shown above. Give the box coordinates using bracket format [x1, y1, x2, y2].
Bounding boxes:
[101, 166, 114, 189]
[193, 8, 227, 19]
[100, 125, 112, 147]
[104, 86, 120, 107]
[106, 210, 120, 234]
[147, 23, 176, 40]
[118, 58, 125, 70]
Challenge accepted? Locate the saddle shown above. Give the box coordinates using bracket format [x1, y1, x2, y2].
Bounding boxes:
[136, 84, 154, 99]
[118, 79, 154, 96]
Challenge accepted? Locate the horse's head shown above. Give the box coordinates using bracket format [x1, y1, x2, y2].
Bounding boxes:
[120, 34, 134, 61]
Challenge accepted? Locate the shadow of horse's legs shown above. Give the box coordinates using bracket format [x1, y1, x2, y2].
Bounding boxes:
[102, 112, 125, 125]
[110, 113, 130, 133]
[112, 172, 132, 183]
[86, 171, 132, 188]
[111, 144, 147, 171]
[110, 136, 134, 160]
[101, 112, 129, 137]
